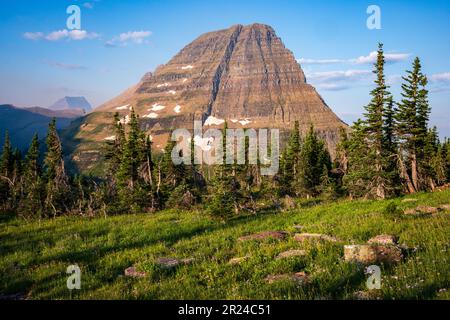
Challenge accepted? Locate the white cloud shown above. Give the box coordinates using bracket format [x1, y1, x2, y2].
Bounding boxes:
[305, 69, 373, 91]
[42, 61, 87, 70]
[23, 32, 44, 41]
[298, 51, 410, 66]
[297, 58, 345, 65]
[430, 72, 450, 82]
[306, 70, 372, 82]
[24, 29, 99, 42]
[315, 83, 352, 91]
[430, 86, 450, 93]
[353, 51, 410, 65]
[45, 30, 69, 41]
[429, 72, 450, 93]
[106, 30, 152, 47]
[68, 29, 99, 40]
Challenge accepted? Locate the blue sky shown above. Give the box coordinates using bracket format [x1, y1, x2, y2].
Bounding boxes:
[1, 0, 450, 137]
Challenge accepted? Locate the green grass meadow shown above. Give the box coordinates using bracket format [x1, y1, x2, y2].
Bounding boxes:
[1, 190, 449, 300]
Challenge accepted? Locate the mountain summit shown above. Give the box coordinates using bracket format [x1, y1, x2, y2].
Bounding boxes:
[64, 23, 347, 172]
[50, 96, 92, 113]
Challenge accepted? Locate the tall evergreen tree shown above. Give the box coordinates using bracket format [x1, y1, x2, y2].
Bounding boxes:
[207, 122, 242, 217]
[279, 121, 301, 196]
[117, 109, 143, 189]
[344, 120, 374, 199]
[19, 134, 43, 217]
[25, 134, 40, 179]
[0, 130, 13, 210]
[361, 43, 397, 199]
[105, 113, 126, 176]
[395, 57, 431, 192]
[43, 119, 69, 217]
[297, 125, 332, 198]
[444, 138, 450, 182]
[0, 130, 13, 178]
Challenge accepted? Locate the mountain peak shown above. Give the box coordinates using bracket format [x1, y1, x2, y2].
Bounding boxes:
[49, 96, 92, 112]
[67, 23, 347, 172]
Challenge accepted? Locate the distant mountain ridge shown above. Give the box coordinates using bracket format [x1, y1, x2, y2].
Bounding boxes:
[25, 106, 86, 119]
[0, 104, 80, 151]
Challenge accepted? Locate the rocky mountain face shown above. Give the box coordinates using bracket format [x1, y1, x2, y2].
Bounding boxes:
[63, 23, 347, 173]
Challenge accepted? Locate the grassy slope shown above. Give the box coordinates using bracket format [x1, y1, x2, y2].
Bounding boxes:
[0, 191, 449, 300]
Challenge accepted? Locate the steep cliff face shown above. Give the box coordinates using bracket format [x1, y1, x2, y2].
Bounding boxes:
[64, 23, 347, 173]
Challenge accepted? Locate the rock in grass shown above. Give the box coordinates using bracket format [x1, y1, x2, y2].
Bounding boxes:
[265, 272, 309, 285]
[353, 290, 380, 300]
[156, 257, 194, 269]
[401, 198, 418, 203]
[416, 206, 440, 214]
[124, 266, 147, 278]
[276, 249, 307, 260]
[404, 205, 441, 215]
[228, 256, 250, 265]
[344, 245, 403, 265]
[293, 233, 338, 243]
[367, 235, 398, 245]
[238, 231, 288, 242]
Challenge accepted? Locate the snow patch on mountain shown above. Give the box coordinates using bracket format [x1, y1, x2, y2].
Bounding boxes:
[204, 116, 225, 126]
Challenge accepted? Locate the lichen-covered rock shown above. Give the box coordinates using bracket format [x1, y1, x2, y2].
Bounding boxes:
[353, 290, 381, 300]
[404, 206, 441, 215]
[276, 249, 307, 260]
[416, 206, 440, 214]
[265, 272, 309, 285]
[124, 266, 147, 278]
[344, 245, 403, 265]
[401, 198, 418, 203]
[155, 257, 194, 269]
[228, 256, 250, 265]
[294, 233, 338, 243]
[367, 235, 398, 245]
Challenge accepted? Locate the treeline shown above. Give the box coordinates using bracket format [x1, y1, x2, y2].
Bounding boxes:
[1, 44, 449, 219]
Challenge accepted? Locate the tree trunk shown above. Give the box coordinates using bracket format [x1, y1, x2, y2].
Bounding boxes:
[411, 150, 419, 191]
[375, 147, 386, 199]
[398, 153, 416, 194]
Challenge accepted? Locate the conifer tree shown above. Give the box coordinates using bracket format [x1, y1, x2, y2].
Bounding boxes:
[297, 125, 331, 198]
[343, 120, 374, 198]
[444, 138, 450, 182]
[19, 134, 43, 217]
[25, 134, 40, 179]
[105, 113, 126, 176]
[318, 164, 338, 200]
[117, 109, 142, 189]
[0, 130, 13, 210]
[0, 130, 13, 178]
[208, 122, 242, 217]
[43, 119, 69, 217]
[361, 43, 397, 199]
[395, 57, 431, 192]
[278, 121, 301, 196]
